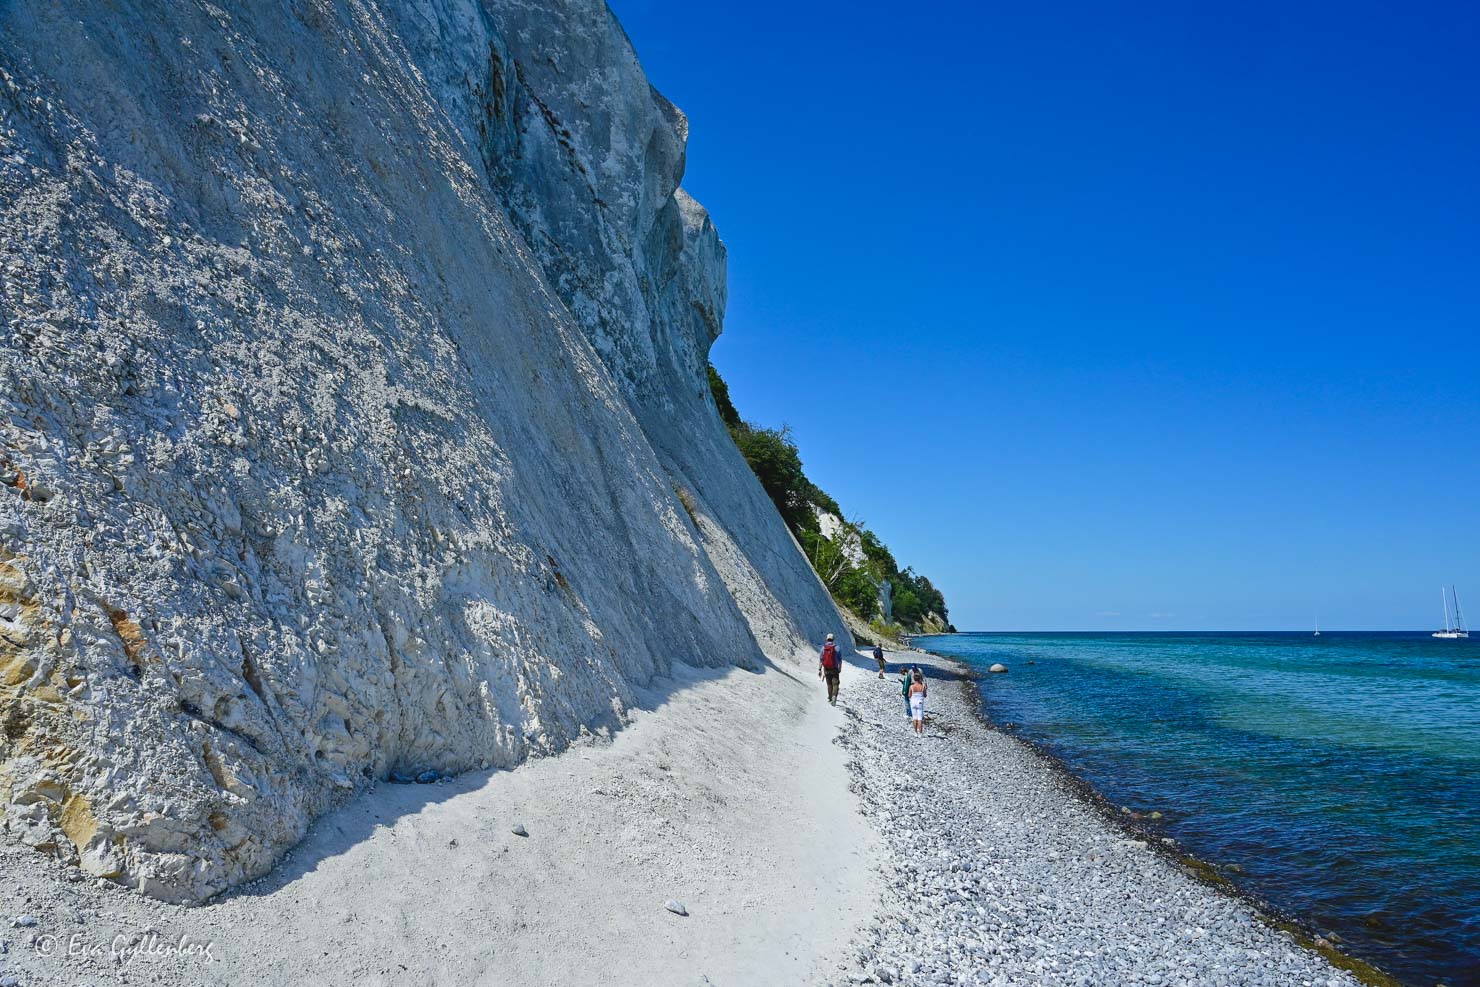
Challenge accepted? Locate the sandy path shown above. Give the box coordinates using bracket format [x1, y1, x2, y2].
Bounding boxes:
[0, 660, 877, 986]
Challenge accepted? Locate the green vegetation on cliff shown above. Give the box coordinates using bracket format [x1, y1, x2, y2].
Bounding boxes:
[708, 364, 954, 634]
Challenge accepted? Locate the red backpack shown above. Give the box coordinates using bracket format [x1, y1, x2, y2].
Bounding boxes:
[821, 642, 839, 669]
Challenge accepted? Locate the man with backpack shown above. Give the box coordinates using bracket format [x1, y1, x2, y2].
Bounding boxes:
[818, 633, 843, 705]
[873, 642, 886, 678]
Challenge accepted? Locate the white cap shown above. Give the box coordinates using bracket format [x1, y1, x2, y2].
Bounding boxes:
[826, 633, 834, 640]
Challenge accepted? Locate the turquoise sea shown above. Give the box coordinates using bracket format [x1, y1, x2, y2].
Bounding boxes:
[915, 632, 1480, 987]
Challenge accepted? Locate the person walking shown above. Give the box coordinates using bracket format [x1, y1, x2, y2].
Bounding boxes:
[818, 633, 842, 705]
[898, 665, 914, 718]
[873, 642, 886, 678]
[909, 670, 928, 735]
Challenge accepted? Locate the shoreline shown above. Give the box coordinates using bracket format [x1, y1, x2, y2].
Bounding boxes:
[0, 641, 1401, 986]
[902, 643, 1401, 987]
[831, 646, 1369, 987]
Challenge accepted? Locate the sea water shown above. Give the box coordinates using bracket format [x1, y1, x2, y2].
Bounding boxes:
[915, 631, 1480, 987]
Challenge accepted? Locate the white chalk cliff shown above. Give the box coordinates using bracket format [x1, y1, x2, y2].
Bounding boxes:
[0, 0, 847, 902]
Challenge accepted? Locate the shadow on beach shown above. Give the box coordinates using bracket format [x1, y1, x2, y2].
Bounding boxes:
[220, 658, 755, 904]
[842, 648, 973, 684]
[226, 643, 941, 905]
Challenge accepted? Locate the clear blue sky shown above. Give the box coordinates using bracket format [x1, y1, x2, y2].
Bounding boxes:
[609, 0, 1480, 631]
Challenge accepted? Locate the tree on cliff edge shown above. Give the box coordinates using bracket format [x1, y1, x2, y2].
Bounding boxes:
[708, 362, 950, 632]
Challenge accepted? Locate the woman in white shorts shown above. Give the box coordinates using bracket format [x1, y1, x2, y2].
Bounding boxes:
[909, 671, 927, 735]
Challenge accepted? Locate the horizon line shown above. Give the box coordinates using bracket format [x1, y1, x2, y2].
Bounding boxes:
[913, 628, 1463, 635]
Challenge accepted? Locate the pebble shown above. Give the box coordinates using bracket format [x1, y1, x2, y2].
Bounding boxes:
[9, 917, 35, 929]
[664, 899, 688, 916]
[833, 656, 1362, 987]
[511, 824, 528, 837]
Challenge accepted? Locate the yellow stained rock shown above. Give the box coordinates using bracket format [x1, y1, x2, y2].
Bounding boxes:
[106, 609, 150, 669]
[1, 651, 38, 686]
[59, 791, 100, 850]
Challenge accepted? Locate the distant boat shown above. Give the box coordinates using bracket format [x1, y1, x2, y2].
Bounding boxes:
[1433, 586, 1470, 639]
[1314, 616, 1320, 637]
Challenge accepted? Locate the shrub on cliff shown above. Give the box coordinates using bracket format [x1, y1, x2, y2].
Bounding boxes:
[728, 423, 815, 533]
[859, 527, 899, 578]
[708, 364, 742, 429]
[835, 566, 881, 620]
[709, 363, 950, 632]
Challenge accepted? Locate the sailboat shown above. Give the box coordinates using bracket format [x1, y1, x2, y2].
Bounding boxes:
[1314, 616, 1320, 637]
[1433, 586, 1470, 639]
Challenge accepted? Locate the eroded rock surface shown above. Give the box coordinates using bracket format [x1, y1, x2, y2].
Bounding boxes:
[0, 0, 844, 902]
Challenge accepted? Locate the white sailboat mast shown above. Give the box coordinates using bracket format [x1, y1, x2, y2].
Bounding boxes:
[1443, 587, 1452, 631]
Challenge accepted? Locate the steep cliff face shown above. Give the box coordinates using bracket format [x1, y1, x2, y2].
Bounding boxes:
[402, 0, 845, 660]
[0, 0, 844, 902]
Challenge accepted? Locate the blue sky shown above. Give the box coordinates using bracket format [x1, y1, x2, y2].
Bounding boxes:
[609, 0, 1480, 631]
